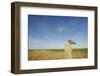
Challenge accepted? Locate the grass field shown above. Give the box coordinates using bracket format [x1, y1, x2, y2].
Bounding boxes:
[28, 48, 88, 60]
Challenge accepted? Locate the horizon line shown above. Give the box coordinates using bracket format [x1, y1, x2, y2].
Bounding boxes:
[29, 48, 88, 50]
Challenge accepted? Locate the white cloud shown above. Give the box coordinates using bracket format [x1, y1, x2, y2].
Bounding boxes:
[56, 26, 65, 32]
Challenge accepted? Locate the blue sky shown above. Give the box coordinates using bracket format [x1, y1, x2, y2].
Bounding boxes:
[28, 15, 88, 49]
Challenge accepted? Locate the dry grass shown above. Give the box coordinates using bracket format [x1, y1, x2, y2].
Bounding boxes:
[28, 48, 88, 60]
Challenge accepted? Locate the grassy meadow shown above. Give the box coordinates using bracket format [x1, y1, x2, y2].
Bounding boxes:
[28, 48, 88, 60]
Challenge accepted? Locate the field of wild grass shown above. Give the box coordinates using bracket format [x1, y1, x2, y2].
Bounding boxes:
[28, 48, 88, 60]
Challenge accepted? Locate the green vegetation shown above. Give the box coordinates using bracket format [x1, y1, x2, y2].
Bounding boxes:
[28, 48, 88, 60]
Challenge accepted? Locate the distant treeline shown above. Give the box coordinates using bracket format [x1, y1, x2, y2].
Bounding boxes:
[29, 48, 88, 51]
